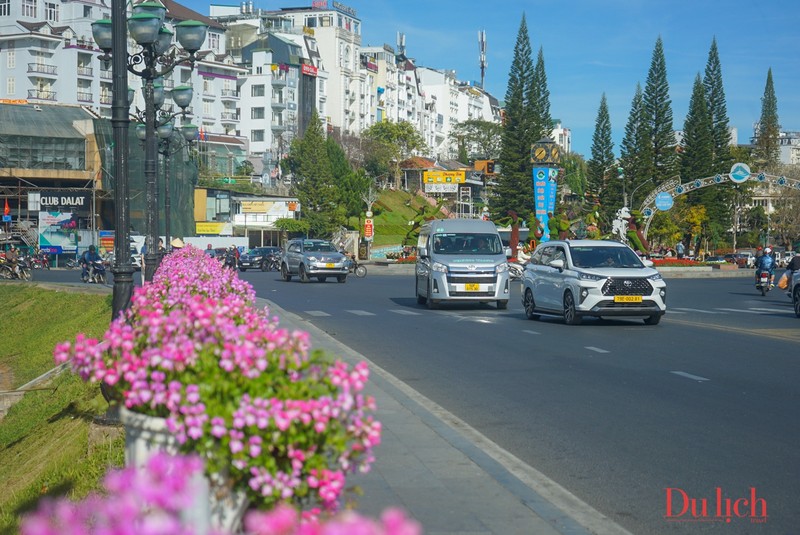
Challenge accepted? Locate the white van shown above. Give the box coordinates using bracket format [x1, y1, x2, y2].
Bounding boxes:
[415, 219, 511, 309]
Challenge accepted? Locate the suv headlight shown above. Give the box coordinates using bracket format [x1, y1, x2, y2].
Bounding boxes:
[496, 262, 509, 273]
[578, 271, 605, 281]
[307, 255, 319, 262]
[647, 272, 663, 281]
[432, 262, 448, 273]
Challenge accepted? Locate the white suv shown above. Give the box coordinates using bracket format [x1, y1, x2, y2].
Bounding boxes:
[521, 240, 667, 325]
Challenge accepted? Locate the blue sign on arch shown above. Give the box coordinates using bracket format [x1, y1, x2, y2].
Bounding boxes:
[655, 192, 674, 211]
[730, 162, 751, 184]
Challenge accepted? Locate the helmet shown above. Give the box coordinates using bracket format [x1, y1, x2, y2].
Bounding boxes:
[89, 245, 96, 252]
[764, 247, 772, 254]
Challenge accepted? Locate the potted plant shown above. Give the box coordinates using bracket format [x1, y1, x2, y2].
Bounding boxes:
[55, 247, 382, 530]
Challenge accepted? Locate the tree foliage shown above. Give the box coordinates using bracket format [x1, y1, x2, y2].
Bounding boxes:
[327, 136, 371, 219]
[619, 83, 652, 209]
[449, 119, 503, 161]
[753, 68, 780, 169]
[361, 120, 427, 189]
[587, 93, 616, 226]
[529, 47, 552, 142]
[643, 37, 677, 185]
[703, 37, 733, 174]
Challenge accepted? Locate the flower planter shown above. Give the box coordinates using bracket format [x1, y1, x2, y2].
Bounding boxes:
[120, 406, 248, 534]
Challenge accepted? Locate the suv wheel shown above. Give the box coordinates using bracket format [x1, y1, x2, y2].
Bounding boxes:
[281, 263, 292, 282]
[644, 314, 661, 325]
[563, 291, 582, 325]
[794, 286, 800, 318]
[523, 288, 539, 320]
[299, 264, 310, 283]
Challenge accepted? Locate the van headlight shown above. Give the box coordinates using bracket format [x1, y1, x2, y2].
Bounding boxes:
[432, 262, 448, 273]
[496, 262, 509, 273]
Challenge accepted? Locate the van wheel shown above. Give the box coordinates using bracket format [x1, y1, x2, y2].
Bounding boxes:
[318, 276, 327, 283]
[497, 300, 508, 310]
[416, 281, 426, 305]
[426, 282, 438, 309]
[563, 292, 582, 325]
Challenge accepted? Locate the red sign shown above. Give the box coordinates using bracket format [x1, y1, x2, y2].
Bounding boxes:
[364, 218, 374, 238]
[301, 64, 318, 77]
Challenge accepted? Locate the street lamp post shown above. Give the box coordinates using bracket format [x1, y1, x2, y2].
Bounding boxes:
[158, 125, 198, 248]
[94, 1, 207, 283]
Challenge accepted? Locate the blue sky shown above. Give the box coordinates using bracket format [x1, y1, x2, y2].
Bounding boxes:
[194, 0, 800, 158]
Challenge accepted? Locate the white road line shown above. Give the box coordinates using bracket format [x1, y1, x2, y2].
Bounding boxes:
[670, 371, 710, 382]
[749, 307, 788, 313]
[305, 311, 331, 317]
[672, 307, 725, 314]
[389, 309, 422, 315]
[585, 346, 610, 354]
[666, 309, 686, 314]
[345, 310, 376, 316]
[522, 329, 540, 335]
[715, 308, 767, 314]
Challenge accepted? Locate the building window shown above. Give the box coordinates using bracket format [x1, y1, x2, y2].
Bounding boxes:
[7, 48, 15, 69]
[22, 0, 36, 17]
[251, 130, 264, 142]
[251, 107, 265, 120]
[305, 16, 316, 27]
[7, 77, 15, 95]
[84, 5, 92, 17]
[45, 2, 59, 22]
[208, 32, 219, 52]
[251, 84, 265, 97]
[203, 100, 212, 117]
[0, 0, 10, 17]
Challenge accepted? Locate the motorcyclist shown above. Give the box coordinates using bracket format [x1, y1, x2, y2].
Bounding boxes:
[5, 245, 19, 277]
[80, 245, 102, 281]
[755, 246, 776, 288]
[224, 245, 238, 269]
[783, 254, 800, 295]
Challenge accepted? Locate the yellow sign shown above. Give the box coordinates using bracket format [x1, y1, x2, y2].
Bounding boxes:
[423, 170, 466, 184]
[241, 201, 269, 213]
[196, 222, 225, 235]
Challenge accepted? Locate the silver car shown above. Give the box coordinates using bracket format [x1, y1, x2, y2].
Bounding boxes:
[280, 239, 348, 283]
[520, 239, 667, 325]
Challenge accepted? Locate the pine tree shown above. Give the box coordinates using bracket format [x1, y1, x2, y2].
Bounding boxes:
[702, 37, 732, 174]
[586, 94, 616, 225]
[753, 68, 780, 169]
[619, 83, 652, 208]
[529, 47, 552, 142]
[290, 109, 343, 237]
[643, 37, 677, 185]
[493, 14, 535, 223]
[680, 74, 714, 181]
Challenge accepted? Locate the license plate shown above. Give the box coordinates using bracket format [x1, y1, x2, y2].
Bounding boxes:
[614, 295, 642, 303]
[465, 283, 480, 291]
[325, 263, 334, 268]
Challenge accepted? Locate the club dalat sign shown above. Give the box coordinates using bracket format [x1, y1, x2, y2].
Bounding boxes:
[31, 191, 90, 215]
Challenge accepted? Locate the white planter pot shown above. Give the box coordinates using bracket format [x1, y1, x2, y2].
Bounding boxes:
[120, 406, 248, 534]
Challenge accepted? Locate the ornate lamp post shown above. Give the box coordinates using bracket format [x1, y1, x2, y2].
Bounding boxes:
[93, 1, 207, 284]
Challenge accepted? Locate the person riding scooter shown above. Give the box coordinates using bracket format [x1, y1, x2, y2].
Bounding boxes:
[755, 247, 776, 288]
[80, 245, 102, 282]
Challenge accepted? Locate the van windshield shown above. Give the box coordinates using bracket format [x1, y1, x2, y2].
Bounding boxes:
[432, 233, 503, 255]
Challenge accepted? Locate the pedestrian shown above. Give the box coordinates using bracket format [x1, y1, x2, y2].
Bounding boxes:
[676, 241, 685, 259]
[170, 238, 185, 251]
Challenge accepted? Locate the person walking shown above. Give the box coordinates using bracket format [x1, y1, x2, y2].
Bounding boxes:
[676, 241, 685, 259]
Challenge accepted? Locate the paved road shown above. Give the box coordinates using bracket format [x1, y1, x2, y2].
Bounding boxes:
[238, 272, 800, 534]
[25, 268, 800, 533]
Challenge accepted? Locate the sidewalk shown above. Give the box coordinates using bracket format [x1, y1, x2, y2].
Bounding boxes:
[258, 297, 633, 535]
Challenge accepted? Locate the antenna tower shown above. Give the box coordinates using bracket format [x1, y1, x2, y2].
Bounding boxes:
[478, 30, 487, 88]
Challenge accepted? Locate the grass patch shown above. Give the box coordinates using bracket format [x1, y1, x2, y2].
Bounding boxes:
[0, 285, 122, 534]
[350, 190, 448, 247]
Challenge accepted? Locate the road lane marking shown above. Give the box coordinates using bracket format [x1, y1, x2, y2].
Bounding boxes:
[671, 371, 710, 382]
[715, 308, 767, 314]
[585, 346, 610, 354]
[389, 309, 422, 315]
[522, 329, 540, 335]
[305, 311, 331, 317]
[346, 310, 376, 316]
[672, 307, 725, 314]
[666, 317, 800, 343]
[749, 307, 789, 313]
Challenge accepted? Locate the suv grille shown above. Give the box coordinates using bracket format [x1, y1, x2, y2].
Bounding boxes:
[602, 278, 653, 296]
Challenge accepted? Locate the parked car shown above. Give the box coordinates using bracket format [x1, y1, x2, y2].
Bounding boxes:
[704, 255, 728, 264]
[521, 239, 667, 325]
[280, 239, 348, 283]
[723, 253, 749, 268]
[238, 246, 281, 272]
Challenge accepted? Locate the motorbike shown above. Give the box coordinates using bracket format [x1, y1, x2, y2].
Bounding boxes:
[31, 251, 51, 270]
[755, 269, 772, 296]
[263, 253, 281, 272]
[82, 260, 107, 284]
[0, 257, 32, 281]
[346, 255, 367, 278]
[508, 261, 525, 281]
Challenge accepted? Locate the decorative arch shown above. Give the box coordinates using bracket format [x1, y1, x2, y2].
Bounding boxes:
[638, 172, 800, 240]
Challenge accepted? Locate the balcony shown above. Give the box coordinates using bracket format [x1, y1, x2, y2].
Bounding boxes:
[77, 91, 93, 103]
[220, 112, 239, 123]
[27, 63, 57, 76]
[99, 94, 112, 105]
[100, 69, 112, 80]
[272, 77, 287, 87]
[221, 89, 240, 100]
[271, 98, 286, 109]
[28, 89, 57, 100]
[77, 66, 93, 77]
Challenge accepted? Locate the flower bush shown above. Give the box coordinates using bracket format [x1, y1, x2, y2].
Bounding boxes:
[651, 258, 702, 267]
[22, 453, 421, 535]
[54, 246, 382, 511]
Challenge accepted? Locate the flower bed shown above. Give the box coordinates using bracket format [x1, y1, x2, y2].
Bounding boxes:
[651, 258, 703, 267]
[54, 246, 381, 512]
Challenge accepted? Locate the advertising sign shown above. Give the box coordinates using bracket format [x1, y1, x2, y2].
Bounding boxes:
[39, 191, 90, 215]
[301, 64, 318, 77]
[38, 212, 79, 253]
[364, 218, 374, 240]
[423, 170, 466, 184]
[424, 183, 458, 193]
[241, 201, 269, 213]
[195, 222, 226, 235]
[533, 167, 558, 242]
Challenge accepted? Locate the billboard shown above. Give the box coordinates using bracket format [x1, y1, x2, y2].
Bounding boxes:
[38, 212, 79, 254]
